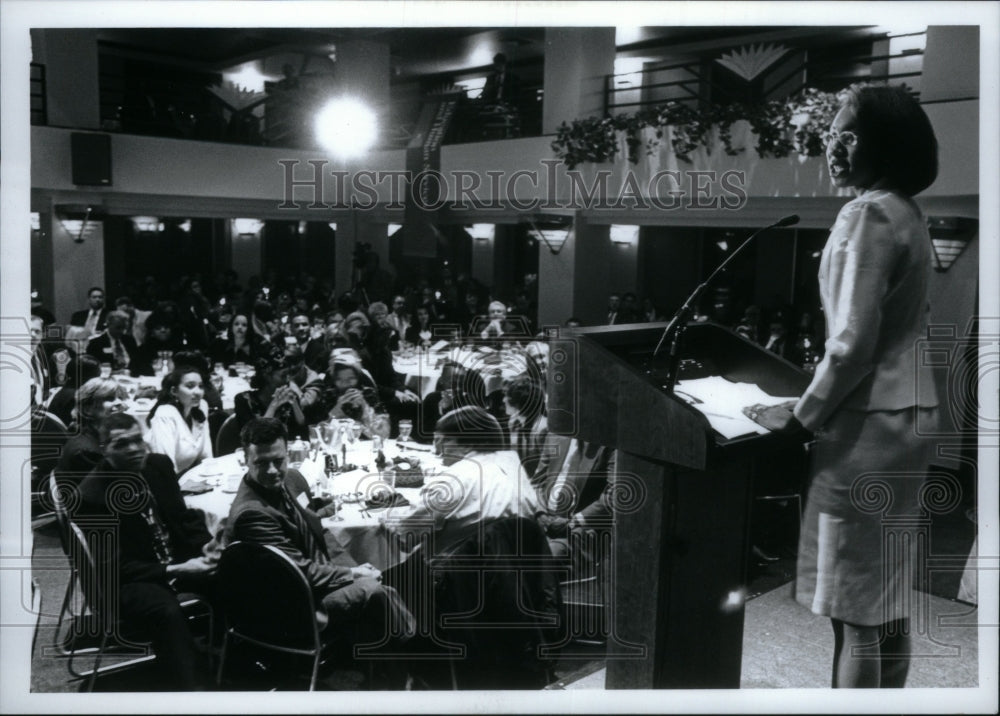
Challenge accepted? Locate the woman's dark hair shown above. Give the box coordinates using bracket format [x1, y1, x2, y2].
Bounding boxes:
[148, 364, 206, 426]
[240, 416, 288, 450]
[504, 373, 545, 420]
[843, 84, 938, 196]
[64, 354, 102, 389]
[226, 313, 252, 342]
[435, 405, 505, 452]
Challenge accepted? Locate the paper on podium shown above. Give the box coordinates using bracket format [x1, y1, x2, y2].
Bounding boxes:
[674, 376, 799, 439]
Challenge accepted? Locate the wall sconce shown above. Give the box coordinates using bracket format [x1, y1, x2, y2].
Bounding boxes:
[525, 215, 573, 255]
[30, 212, 40, 232]
[132, 216, 164, 233]
[468, 223, 495, 242]
[58, 205, 97, 244]
[232, 218, 264, 238]
[927, 216, 976, 272]
[387, 223, 403, 237]
[610, 224, 639, 247]
[328, 222, 338, 232]
[178, 219, 192, 233]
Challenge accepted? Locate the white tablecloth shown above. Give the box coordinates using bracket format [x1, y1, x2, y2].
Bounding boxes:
[393, 346, 531, 398]
[182, 440, 438, 570]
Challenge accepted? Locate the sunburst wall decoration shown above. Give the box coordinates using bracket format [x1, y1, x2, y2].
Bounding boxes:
[716, 43, 790, 81]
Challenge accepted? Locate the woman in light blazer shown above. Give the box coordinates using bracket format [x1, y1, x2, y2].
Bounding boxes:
[746, 85, 939, 688]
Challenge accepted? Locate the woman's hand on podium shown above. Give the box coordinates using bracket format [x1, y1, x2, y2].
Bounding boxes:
[743, 403, 800, 433]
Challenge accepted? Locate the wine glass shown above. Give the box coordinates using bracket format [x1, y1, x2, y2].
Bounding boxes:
[350, 421, 363, 442]
[320, 420, 342, 457]
[397, 419, 413, 443]
[308, 425, 322, 456]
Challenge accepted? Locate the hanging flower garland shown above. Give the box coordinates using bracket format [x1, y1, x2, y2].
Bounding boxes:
[551, 86, 856, 170]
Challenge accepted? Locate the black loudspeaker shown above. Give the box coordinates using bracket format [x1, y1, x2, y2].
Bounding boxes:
[70, 132, 112, 186]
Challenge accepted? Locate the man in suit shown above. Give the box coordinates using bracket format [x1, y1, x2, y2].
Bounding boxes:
[531, 436, 617, 576]
[70, 286, 110, 338]
[224, 418, 415, 660]
[290, 311, 329, 373]
[86, 310, 139, 373]
[386, 295, 411, 342]
[76, 412, 216, 690]
[29, 314, 52, 406]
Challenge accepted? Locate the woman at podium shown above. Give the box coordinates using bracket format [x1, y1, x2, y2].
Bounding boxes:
[746, 85, 940, 688]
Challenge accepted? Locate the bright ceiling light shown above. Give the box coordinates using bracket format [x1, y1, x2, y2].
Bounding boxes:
[315, 97, 378, 159]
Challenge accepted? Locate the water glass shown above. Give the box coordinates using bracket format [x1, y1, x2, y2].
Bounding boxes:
[288, 439, 308, 468]
[397, 419, 413, 443]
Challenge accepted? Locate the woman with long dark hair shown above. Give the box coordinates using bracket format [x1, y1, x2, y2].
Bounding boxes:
[145, 364, 213, 474]
[746, 85, 940, 688]
[210, 312, 259, 367]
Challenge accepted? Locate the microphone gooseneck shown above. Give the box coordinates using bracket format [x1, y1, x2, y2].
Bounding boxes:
[652, 215, 800, 390]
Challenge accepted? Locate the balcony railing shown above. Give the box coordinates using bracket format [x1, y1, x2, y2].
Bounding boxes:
[605, 34, 925, 115]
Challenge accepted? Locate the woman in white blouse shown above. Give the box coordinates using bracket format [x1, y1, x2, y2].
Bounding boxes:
[145, 364, 213, 474]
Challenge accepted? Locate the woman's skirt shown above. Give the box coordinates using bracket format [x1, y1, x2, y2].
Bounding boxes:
[795, 406, 939, 626]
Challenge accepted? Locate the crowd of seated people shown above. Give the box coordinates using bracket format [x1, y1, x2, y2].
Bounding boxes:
[32, 265, 634, 692]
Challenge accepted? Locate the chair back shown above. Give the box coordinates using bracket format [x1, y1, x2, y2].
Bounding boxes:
[217, 541, 320, 651]
[49, 472, 73, 554]
[214, 414, 242, 456]
[66, 521, 113, 631]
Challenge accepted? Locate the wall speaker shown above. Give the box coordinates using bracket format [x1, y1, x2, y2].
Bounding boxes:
[70, 132, 112, 186]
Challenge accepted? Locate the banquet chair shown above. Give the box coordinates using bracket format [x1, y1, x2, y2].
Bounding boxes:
[30, 411, 69, 530]
[216, 541, 330, 691]
[427, 517, 563, 689]
[65, 521, 214, 691]
[214, 414, 242, 456]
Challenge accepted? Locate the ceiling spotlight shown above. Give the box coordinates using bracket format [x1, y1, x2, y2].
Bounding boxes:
[315, 97, 378, 159]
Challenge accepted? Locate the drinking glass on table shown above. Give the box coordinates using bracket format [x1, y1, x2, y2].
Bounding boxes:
[308, 426, 323, 456]
[397, 419, 413, 443]
[320, 420, 342, 457]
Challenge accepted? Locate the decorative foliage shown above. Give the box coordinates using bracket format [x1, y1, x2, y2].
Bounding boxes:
[716, 43, 790, 81]
[551, 86, 853, 169]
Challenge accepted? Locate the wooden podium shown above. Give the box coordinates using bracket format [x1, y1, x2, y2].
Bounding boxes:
[547, 321, 811, 689]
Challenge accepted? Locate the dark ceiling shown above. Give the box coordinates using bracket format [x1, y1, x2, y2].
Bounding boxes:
[91, 25, 882, 80]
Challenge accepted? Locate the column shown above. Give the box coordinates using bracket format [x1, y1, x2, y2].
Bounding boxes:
[542, 28, 616, 133]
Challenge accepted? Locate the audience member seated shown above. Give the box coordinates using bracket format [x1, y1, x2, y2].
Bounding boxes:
[172, 349, 224, 414]
[308, 354, 381, 430]
[145, 365, 213, 475]
[47, 354, 102, 428]
[404, 305, 435, 349]
[289, 311, 326, 368]
[29, 314, 53, 406]
[341, 310, 418, 433]
[86, 310, 139, 375]
[386, 295, 411, 341]
[116, 295, 151, 347]
[233, 347, 310, 440]
[251, 299, 282, 346]
[503, 374, 549, 478]
[223, 418, 415, 663]
[368, 301, 402, 352]
[210, 313, 260, 367]
[389, 404, 541, 565]
[415, 361, 487, 443]
[135, 310, 185, 376]
[532, 437, 616, 569]
[69, 286, 110, 338]
[76, 412, 217, 691]
[55, 377, 129, 479]
[472, 301, 528, 340]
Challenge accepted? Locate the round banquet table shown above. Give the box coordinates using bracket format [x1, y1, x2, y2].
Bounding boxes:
[392, 345, 532, 399]
[181, 439, 439, 571]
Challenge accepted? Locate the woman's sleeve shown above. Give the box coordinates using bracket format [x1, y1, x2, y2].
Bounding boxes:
[794, 201, 900, 431]
[200, 403, 214, 460]
[145, 408, 180, 471]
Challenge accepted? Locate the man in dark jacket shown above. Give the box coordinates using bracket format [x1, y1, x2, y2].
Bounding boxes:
[223, 418, 415, 656]
[85, 310, 139, 373]
[76, 412, 216, 690]
[69, 286, 110, 338]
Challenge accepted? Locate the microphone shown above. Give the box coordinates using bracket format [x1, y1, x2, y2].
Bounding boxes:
[652, 215, 800, 389]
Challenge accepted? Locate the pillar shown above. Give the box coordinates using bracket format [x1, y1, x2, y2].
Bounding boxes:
[542, 28, 616, 133]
